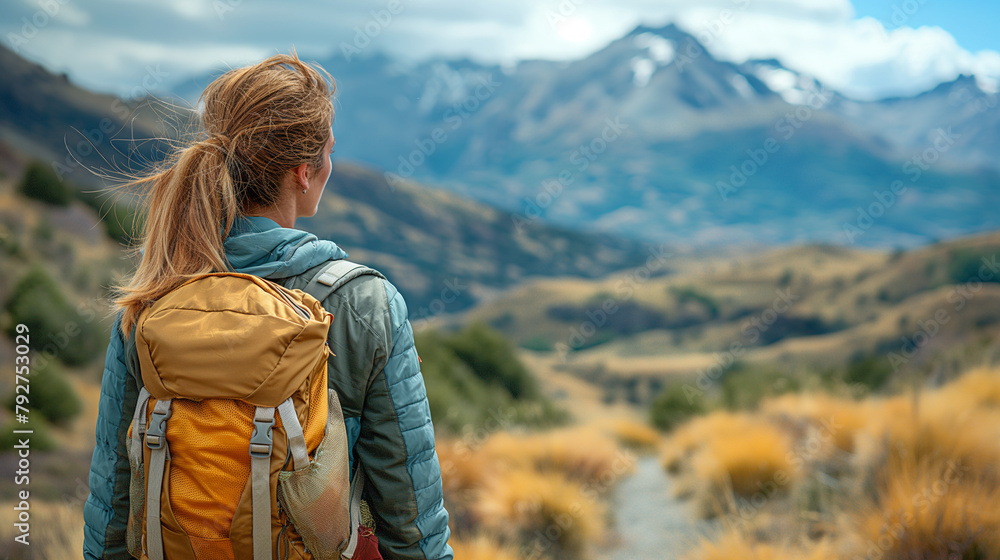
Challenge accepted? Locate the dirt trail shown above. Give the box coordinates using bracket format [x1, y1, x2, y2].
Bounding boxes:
[604, 455, 713, 560]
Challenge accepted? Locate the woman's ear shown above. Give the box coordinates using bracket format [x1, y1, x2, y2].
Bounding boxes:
[291, 162, 311, 190]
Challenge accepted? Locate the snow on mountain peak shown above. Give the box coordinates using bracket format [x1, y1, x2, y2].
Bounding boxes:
[634, 32, 676, 64]
[630, 32, 675, 87]
[752, 65, 824, 105]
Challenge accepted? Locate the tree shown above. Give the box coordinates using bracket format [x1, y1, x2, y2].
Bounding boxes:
[18, 161, 73, 206]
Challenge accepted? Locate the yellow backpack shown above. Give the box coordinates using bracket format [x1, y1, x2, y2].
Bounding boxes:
[125, 272, 361, 560]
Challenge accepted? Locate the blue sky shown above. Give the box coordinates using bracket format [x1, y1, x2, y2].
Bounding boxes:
[851, 0, 995, 51]
[1, 0, 997, 100]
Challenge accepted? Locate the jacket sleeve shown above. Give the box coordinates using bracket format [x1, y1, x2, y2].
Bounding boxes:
[355, 280, 453, 560]
[83, 316, 139, 560]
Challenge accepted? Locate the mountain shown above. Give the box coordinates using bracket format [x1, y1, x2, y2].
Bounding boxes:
[827, 75, 1000, 171]
[170, 24, 1000, 249]
[299, 161, 652, 317]
[0, 45, 652, 314]
[0, 44, 171, 184]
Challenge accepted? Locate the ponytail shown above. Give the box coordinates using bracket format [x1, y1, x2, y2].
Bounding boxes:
[114, 137, 238, 335]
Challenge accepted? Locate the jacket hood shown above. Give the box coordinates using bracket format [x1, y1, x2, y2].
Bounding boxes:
[223, 216, 348, 279]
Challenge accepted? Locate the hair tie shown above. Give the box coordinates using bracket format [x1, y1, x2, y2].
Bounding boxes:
[203, 132, 231, 151]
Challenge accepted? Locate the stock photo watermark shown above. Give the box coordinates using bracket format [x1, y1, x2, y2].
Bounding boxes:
[513, 116, 629, 232]
[553, 244, 672, 358]
[5, 0, 70, 53]
[683, 288, 801, 403]
[842, 127, 958, 244]
[339, 0, 406, 61]
[717, 86, 834, 201]
[886, 252, 1000, 372]
[53, 65, 171, 181]
[384, 74, 501, 191]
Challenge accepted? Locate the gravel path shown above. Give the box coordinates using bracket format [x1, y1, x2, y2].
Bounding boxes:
[604, 455, 712, 560]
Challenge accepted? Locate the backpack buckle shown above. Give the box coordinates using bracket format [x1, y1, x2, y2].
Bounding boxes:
[145, 407, 171, 450]
[249, 416, 275, 458]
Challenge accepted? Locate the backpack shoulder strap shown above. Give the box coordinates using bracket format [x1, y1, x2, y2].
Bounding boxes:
[302, 260, 386, 304]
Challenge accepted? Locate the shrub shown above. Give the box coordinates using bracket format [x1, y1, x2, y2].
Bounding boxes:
[762, 393, 868, 453]
[416, 325, 563, 433]
[609, 418, 661, 452]
[482, 427, 632, 487]
[662, 411, 796, 517]
[843, 354, 893, 392]
[475, 468, 604, 558]
[684, 531, 836, 560]
[848, 370, 1000, 558]
[670, 286, 720, 319]
[17, 161, 73, 206]
[6, 360, 81, 426]
[449, 535, 522, 560]
[0, 416, 55, 451]
[3, 264, 103, 366]
[418, 329, 496, 432]
[441, 322, 540, 400]
[76, 190, 144, 244]
[650, 381, 706, 431]
[691, 417, 795, 498]
[720, 362, 800, 411]
[948, 247, 1000, 285]
[853, 457, 1000, 559]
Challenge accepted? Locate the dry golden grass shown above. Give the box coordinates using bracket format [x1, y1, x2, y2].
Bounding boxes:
[474, 467, 605, 556]
[933, 366, 1000, 408]
[449, 534, 523, 560]
[672, 369, 1000, 559]
[684, 530, 838, 560]
[606, 418, 661, 452]
[856, 384, 1000, 484]
[436, 438, 497, 497]
[439, 427, 632, 558]
[844, 370, 1000, 558]
[0, 500, 83, 559]
[662, 411, 747, 473]
[663, 411, 796, 514]
[697, 425, 794, 495]
[763, 392, 869, 453]
[851, 457, 1000, 558]
[481, 427, 634, 487]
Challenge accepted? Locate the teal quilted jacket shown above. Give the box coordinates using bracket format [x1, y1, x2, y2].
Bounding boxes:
[82, 216, 453, 559]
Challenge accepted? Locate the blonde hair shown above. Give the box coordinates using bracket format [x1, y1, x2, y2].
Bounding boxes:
[114, 52, 334, 336]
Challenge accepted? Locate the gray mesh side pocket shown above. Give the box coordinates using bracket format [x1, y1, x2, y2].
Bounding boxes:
[277, 389, 351, 560]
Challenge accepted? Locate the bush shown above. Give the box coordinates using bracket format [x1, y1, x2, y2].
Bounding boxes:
[418, 330, 500, 432]
[442, 322, 540, 400]
[6, 360, 81, 426]
[0, 416, 55, 451]
[843, 354, 893, 392]
[416, 325, 564, 433]
[720, 362, 800, 411]
[18, 161, 73, 206]
[650, 381, 707, 431]
[948, 247, 1000, 285]
[4, 264, 103, 366]
[76, 190, 144, 244]
[670, 286, 719, 319]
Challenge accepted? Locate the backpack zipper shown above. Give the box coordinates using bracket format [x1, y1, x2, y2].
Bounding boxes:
[274, 286, 311, 320]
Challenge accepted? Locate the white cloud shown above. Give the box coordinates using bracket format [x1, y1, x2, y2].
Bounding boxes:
[22, 30, 271, 96]
[671, 7, 1000, 99]
[0, 0, 996, 100]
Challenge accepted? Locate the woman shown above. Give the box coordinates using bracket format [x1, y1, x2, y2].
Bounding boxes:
[82, 53, 453, 560]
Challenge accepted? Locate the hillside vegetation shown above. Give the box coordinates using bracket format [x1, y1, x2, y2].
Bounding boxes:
[460, 234, 1000, 409]
[665, 367, 1000, 560]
